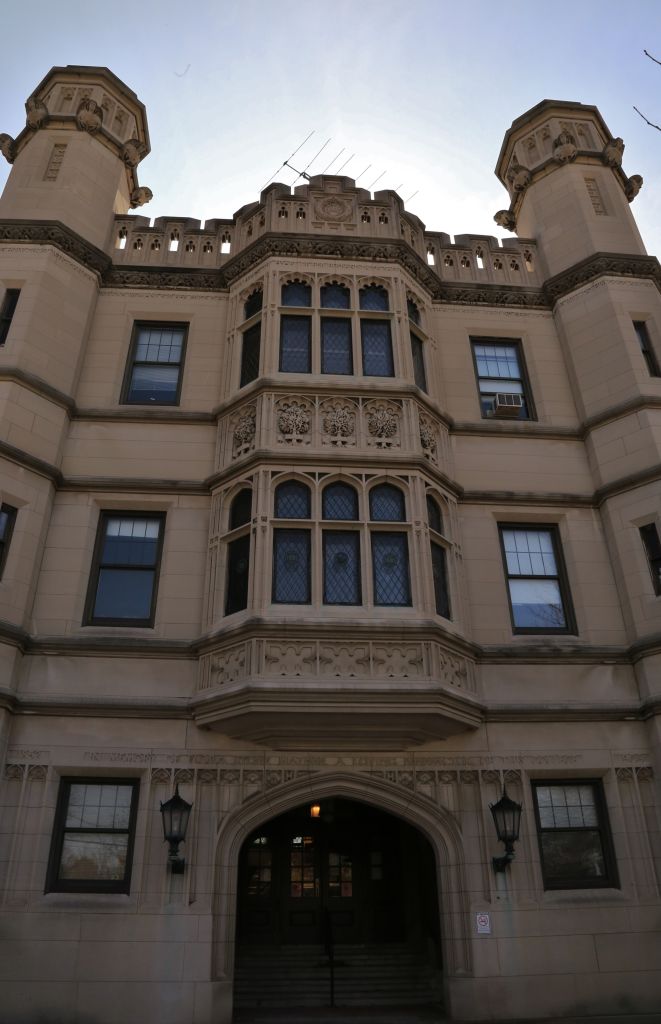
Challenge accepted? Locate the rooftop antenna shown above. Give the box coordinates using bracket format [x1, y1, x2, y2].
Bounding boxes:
[261, 131, 316, 191]
[288, 137, 332, 186]
[393, 182, 404, 192]
[367, 171, 386, 190]
[321, 148, 345, 174]
[404, 190, 419, 204]
[335, 153, 355, 175]
[354, 163, 372, 183]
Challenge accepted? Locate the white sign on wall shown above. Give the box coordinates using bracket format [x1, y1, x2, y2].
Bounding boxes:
[476, 912, 491, 935]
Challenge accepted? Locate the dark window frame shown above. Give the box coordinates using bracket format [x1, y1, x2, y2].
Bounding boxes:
[470, 337, 536, 421]
[531, 779, 619, 891]
[45, 776, 140, 894]
[120, 321, 188, 406]
[498, 523, 576, 635]
[633, 320, 661, 377]
[0, 503, 17, 579]
[83, 511, 166, 627]
[639, 522, 661, 596]
[279, 314, 312, 373]
[410, 330, 427, 391]
[240, 322, 261, 388]
[0, 288, 20, 346]
[225, 490, 253, 616]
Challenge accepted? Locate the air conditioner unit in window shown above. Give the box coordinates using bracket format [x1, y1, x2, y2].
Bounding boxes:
[493, 393, 524, 418]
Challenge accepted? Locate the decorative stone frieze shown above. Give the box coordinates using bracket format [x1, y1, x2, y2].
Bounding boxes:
[275, 398, 313, 445]
[365, 399, 401, 449]
[75, 97, 104, 133]
[419, 413, 438, 463]
[231, 404, 256, 458]
[321, 398, 357, 447]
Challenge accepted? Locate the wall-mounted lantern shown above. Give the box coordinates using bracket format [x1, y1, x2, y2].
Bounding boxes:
[310, 803, 321, 819]
[160, 785, 192, 874]
[489, 787, 522, 872]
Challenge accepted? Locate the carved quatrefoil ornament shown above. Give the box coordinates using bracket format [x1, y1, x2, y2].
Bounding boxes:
[314, 197, 354, 223]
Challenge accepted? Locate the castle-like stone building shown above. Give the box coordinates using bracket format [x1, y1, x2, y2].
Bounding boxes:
[0, 66, 660, 1024]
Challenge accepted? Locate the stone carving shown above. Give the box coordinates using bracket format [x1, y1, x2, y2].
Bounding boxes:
[615, 767, 634, 780]
[636, 765, 654, 781]
[321, 400, 356, 446]
[602, 137, 625, 167]
[25, 95, 48, 130]
[130, 186, 153, 209]
[276, 399, 312, 444]
[0, 134, 15, 164]
[503, 769, 521, 783]
[265, 642, 316, 676]
[76, 98, 103, 134]
[174, 769, 194, 784]
[209, 644, 248, 686]
[122, 138, 147, 167]
[4, 764, 24, 780]
[318, 644, 370, 678]
[419, 415, 438, 461]
[506, 162, 531, 193]
[459, 770, 478, 783]
[232, 406, 256, 457]
[436, 651, 468, 689]
[625, 174, 643, 202]
[494, 209, 516, 232]
[219, 769, 240, 783]
[553, 129, 577, 164]
[314, 197, 354, 223]
[372, 644, 424, 678]
[151, 767, 171, 783]
[365, 401, 400, 448]
[27, 764, 47, 780]
[198, 769, 217, 783]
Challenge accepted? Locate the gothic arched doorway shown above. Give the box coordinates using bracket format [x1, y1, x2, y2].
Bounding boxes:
[233, 797, 443, 1013]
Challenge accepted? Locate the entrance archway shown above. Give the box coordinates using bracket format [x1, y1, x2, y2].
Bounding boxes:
[212, 771, 471, 1019]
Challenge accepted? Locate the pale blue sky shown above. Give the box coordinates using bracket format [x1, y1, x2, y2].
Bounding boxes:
[3, 0, 661, 251]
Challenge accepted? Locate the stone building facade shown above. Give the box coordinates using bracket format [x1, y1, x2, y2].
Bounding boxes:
[0, 65, 660, 1024]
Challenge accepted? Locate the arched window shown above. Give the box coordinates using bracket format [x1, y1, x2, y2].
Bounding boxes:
[321, 284, 350, 309]
[244, 289, 263, 320]
[322, 483, 359, 521]
[240, 289, 263, 388]
[369, 484, 406, 522]
[369, 484, 410, 606]
[359, 286, 393, 377]
[225, 490, 253, 615]
[427, 495, 450, 619]
[281, 281, 312, 307]
[275, 481, 311, 519]
[322, 483, 361, 606]
[359, 285, 389, 311]
[407, 299, 421, 325]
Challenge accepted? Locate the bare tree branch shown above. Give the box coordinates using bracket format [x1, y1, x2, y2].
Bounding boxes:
[634, 105, 661, 131]
[644, 48, 661, 66]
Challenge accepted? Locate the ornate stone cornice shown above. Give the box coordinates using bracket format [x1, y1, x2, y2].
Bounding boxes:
[0, 219, 109, 276]
[543, 252, 661, 304]
[104, 265, 224, 291]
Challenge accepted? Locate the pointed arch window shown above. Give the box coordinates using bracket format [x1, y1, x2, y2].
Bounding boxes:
[273, 481, 312, 604]
[369, 484, 410, 606]
[225, 489, 253, 615]
[360, 286, 393, 377]
[322, 483, 361, 605]
[240, 289, 263, 388]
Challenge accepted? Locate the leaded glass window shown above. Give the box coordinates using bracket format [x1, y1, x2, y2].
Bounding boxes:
[240, 323, 261, 387]
[226, 534, 250, 615]
[500, 526, 574, 633]
[322, 483, 358, 521]
[321, 283, 350, 309]
[370, 484, 406, 522]
[244, 289, 263, 320]
[426, 496, 443, 534]
[407, 298, 421, 325]
[289, 835, 317, 898]
[532, 781, 618, 890]
[371, 532, 411, 606]
[282, 281, 312, 307]
[123, 323, 186, 404]
[411, 333, 427, 391]
[275, 481, 311, 519]
[640, 522, 661, 595]
[359, 285, 389, 311]
[431, 542, 451, 619]
[323, 531, 361, 604]
[321, 318, 352, 374]
[361, 320, 393, 376]
[280, 316, 312, 373]
[246, 836, 272, 898]
[273, 529, 311, 603]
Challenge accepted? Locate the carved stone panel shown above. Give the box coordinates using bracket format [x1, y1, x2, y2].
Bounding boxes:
[364, 400, 401, 449]
[276, 398, 313, 446]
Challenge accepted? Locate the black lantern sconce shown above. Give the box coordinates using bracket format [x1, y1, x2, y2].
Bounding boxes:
[160, 785, 192, 874]
[489, 787, 523, 872]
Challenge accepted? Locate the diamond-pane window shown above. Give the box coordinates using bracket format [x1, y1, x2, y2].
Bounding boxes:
[240, 324, 261, 387]
[371, 532, 411, 606]
[370, 484, 405, 522]
[280, 316, 312, 373]
[407, 298, 421, 325]
[275, 482, 311, 519]
[282, 282, 312, 307]
[359, 285, 389, 311]
[361, 321, 393, 376]
[322, 483, 358, 521]
[323, 531, 361, 604]
[321, 284, 350, 309]
[244, 289, 263, 320]
[273, 529, 311, 603]
[426, 496, 443, 534]
[321, 318, 352, 374]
